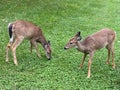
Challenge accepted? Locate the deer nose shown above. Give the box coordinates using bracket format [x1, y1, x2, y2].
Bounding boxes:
[64, 47, 67, 50]
[48, 58, 51, 60]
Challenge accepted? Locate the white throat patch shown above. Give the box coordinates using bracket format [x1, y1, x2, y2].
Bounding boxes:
[75, 46, 78, 48]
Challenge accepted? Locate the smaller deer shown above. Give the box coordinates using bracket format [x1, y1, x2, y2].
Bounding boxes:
[6, 20, 51, 65]
[64, 28, 116, 78]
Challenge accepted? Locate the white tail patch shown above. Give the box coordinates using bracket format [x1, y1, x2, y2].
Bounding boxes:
[10, 35, 14, 43]
[8, 23, 12, 29]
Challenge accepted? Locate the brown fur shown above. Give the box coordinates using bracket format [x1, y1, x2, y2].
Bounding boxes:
[64, 28, 116, 78]
[6, 20, 51, 65]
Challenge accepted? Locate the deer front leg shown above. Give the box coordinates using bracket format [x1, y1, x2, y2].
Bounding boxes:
[87, 52, 94, 78]
[30, 41, 33, 53]
[30, 39, 41, 58]
[80, 53, 87, 68]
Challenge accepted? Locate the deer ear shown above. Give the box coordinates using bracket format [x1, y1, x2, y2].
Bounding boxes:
[75, 31, 81, 37]
[44, 45, 47, 48]
[77, 36, 82, 41]
[48, 40, 51, 45]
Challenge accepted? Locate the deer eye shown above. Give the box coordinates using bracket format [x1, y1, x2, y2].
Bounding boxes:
[70, 42, 73, 44]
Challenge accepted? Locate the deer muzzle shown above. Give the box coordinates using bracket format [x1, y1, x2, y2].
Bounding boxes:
[64, 47, 68, 50]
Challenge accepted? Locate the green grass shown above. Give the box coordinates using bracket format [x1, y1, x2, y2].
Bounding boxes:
[0, 0, 120, 89]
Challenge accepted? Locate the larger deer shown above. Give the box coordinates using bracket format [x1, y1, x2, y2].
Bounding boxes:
[64, 28, 116, 78]
[6, 20, 51, 65]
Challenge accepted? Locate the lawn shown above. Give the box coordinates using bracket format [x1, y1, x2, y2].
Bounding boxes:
[0, 0, 120, 89]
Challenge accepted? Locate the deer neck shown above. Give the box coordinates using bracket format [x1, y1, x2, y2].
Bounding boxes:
[38, 35, 48, 48]
[76, 41, 86, 53]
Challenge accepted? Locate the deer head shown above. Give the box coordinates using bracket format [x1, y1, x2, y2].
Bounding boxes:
[64, 31, 82, 50]
[44, 41, 51, 60]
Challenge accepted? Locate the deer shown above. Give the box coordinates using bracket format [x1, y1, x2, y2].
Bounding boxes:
[6, 20, 52, 65]
[64, 28, 116, 78]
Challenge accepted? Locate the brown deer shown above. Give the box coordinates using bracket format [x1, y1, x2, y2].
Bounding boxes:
[64, 28, 116, 78]
[6, 20, 52, 65]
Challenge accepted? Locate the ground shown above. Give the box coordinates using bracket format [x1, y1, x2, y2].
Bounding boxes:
[0, 0, 120, 89]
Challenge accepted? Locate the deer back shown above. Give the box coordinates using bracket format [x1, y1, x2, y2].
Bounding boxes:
[85, 28, 116, 50]
[12, 20, 42, 40]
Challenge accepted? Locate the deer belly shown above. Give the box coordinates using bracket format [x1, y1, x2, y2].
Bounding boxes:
[95, 42, 108, 49]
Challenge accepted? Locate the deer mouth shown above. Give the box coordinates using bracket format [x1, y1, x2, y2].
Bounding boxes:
[48, 58, 51, 60]
[64, 47, 68, 50]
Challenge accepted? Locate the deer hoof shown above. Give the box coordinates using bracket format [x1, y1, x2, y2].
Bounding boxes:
[80, 64, 83, 68]
[37, 55, 41, 58]
[87, 75, 90, 78]
[6, 59, 9, 62]
[14, 61, 18, 66]
[112, 64, 115, 69]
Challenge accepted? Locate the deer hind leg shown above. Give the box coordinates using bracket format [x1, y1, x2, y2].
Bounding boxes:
[6, 41, 13, 62]
[30, 39, 41, 57]
[106, 48, 110, 65]
[80, 53, 87, 68]
[11, 37, 24, 65]
[106, 43, 115, 68]
[111, 43, 115, 68]
[87, 52, 94, 78]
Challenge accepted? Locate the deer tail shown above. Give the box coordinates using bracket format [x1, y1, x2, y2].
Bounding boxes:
[8, 23, 14, 42]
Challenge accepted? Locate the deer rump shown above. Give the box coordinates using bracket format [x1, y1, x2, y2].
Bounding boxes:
[8, 21, 42, 41]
